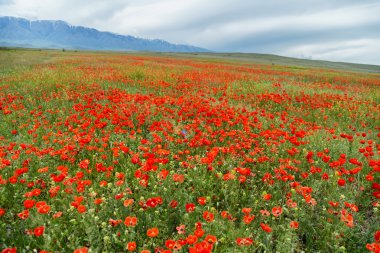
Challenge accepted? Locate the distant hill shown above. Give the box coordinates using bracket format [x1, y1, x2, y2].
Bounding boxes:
[157, 52, 380, 73]
[0, 16, 210, 52]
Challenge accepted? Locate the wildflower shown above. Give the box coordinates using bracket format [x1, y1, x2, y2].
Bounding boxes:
[94, 198, 103, 205]
[169, 200, 178, 208]
[23, 199, 35, 209]
[124, 216, 137, 227]
[186, 203, 195, 213]
[337, 178, 346, 186]
[263, 193, 272, 201]
[147, 227, 159, 237]
[109, 218, 122, 227]
[243, 214, 255, 224]
[186, 235, 198, 245]
[366, 243, 380, 252]
[340, 209, 354, 227]
[260, 209, 270, 216]
[198, 197, 207, 205]
[77, 205, 86, 213]
[73, 247, 88, 253]
[271, 206, 283, 217]
[131, 156, 140, 164]
[17, 209, 29, 220]
[173, 174, 185, 183]
[126, 242, 136, 251]
[194, 229, 205, 238]
[79, 159, 90, 169]
[236, 237, 253, 246]
[260, 223, 272, 233]
[203, 211, 214, 222]
[37, 204, 51, 214]
[205, 234, 217, 244]
[1, 248, 17, 253]
[176, 224, 186, 234]
[34, 226, 44, 237]
[124, 198, 134, 207]
[375, 230, 380, 243]
[290, 221, 299, 229]
[53, 212, 62, 219]
[165, 239, 176, 249]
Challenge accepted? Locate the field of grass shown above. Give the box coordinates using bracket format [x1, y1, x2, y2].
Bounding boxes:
[0, 48, 379, 253]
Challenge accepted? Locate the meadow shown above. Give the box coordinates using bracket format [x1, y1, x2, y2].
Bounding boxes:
[0, 48, 379, 253]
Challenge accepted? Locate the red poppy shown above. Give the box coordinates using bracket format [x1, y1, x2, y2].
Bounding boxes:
[53, 212, 62, 219]
[197, 197, 206, 206]
[375, 230, 380, 243]
[1, 248, 17, 253]
[17, 209, 29, 220]
[260, 210, 270, 216]
[165, 239, 176, 249]
[172, 174, 185, 183]
[263, 193, 272, 201]
[337, 178, 346, 186]
[290, 221, 299, 229]
[34, 226, 44, 237]
[23, 199, 36, 209]
[205, 234, 217, 244]
[38, 167, 49, 173]
[185, 203, 195, 213]
[260, 223, 272, 233]
[131, 155, 140, 164]
[147, 227, 159, 237]
[243, 214, 255, 224]
[176, 224, 186, 234]
[366, 243, 380, 252]
[94, 198, 103, 205]
[124, 216, 137, 227]
[79, 159, 90, 169]
[37, 204, 51, 214]
[32, 188, 41, 197]
[203, 211, 214, 222]
[123, 198, 134, 207]
[126, 242, 136, 251]
[173, 241, 183, 251]
[271, 206, 283, 217]
[73, 247, 88, 253]
[108, 218, 122, 227]
[169, 200, 178, 208]
[186, 235, 198, 245]
[194, 228, 205, 238]
[340, 210, 354, 227]
[77, 205, 86, 213]
[236, 237, 253, 246]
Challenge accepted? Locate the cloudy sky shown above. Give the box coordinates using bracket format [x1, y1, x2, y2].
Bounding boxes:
[1, 0, 380, 65]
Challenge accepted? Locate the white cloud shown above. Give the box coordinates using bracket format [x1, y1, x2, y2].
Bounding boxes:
[184, 3, 380, 46]
[283, 39, 380, 65]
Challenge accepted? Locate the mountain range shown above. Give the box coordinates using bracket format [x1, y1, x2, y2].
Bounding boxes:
[0, 16, 209, 52]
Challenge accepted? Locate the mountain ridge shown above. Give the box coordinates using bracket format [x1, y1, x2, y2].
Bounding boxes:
[0, 16, 210, 52]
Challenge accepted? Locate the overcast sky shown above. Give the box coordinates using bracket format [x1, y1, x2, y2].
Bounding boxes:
[1, 0, 380, 65]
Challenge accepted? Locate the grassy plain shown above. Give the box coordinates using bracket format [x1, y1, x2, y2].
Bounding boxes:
[0, 48, 379, 252]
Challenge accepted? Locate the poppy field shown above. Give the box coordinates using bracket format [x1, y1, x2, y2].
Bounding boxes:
[0, 49, 379, 253]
